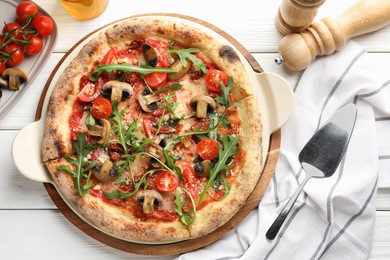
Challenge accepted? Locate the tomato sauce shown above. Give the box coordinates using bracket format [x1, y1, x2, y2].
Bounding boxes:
[69, 99, 86, 141]
[89, 188, 177, 222]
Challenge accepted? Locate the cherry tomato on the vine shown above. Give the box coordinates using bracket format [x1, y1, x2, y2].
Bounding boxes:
[91, 97, 113, 120]
[32, 15, 54, 37]
[155, 170, 179, 192]
[4, 44, 24, 66]
[2, 22, 23, 41]
[16, 1, 38, 23]
[25, 34, 43, 55]
[205, 69, 229, 93]
[196, 138, 219, 160]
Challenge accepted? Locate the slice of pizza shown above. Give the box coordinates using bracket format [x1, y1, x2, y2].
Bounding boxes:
[41, 17, 262, 243]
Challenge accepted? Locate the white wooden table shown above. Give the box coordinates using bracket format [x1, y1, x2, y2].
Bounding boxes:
[1, 0, 389, 258]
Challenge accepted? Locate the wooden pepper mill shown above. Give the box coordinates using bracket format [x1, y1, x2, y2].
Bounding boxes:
[277, 0, 390, 71]
[276, 0, 326, 35]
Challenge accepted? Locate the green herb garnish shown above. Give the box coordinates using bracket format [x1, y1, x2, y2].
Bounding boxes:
[57, 134, 97, 196]
[89, 64, 176, 81]
[175, 188, 196, 226]
[168, 43, 208, 73]
[198, 135, 240, 204]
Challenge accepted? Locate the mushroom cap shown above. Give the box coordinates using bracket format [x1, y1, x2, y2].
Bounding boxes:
[2, 68, 28, 91]
[137, 88, 159, 112]
[190, 94, 216, 118]
[102, 80, 133, 102]
[135, 190, 163, 214]
[190, 94, 216, 109]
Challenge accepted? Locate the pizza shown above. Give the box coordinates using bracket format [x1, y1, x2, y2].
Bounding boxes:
[41, 16, 262, 243]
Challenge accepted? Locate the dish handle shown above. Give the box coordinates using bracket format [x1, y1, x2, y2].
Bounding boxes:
[12, 120, 53, 183]
[254, 72, 294, 135]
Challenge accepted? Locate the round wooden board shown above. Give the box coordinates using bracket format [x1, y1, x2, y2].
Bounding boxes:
[36, 14, 280, 256]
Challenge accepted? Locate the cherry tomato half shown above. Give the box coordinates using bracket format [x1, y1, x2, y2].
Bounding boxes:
[32, 15, 54, 37]
[78, 81, 100, 102]
[4, 44, 24, 66]
[155, 171, 179, 192]
[91, 97, 112, 119]
[205, 69, 229, 93]
[16, 1, 38, 23]
[25, 35, 43, 55]
[196, 138, 219, 160]
[145, 72, 167, 89]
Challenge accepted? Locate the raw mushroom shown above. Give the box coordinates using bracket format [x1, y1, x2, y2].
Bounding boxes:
[146, 142, 166, 168]
[190, 95, 216, 118]
[135, 190, 163, 215]
[143, 44, 158, 67]
[0, 77, 8, 89]
[88, 119, 111, 144]
[102, 80, 133, 103]
[2, 68, 28, 91]
[137, 87, 159, 113]
[92, 159, 118, 183]
[167, 59, 191, 80]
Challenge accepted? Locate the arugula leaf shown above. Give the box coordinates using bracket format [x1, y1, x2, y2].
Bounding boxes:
[89, 64, 176, 81]
[57, 134, 97, 196]
[163, 141, 182, 179]
[153, 83, 182, 94]
[175, 189, 196, 226]
[168, 43, 208, 74]
[104, 169, 158, 199]
[198, 135, 240, 204]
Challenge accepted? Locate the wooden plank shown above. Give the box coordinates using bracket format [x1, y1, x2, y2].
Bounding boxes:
[33, 0, 390, 54]
[0, 131, 56, 209]
[0, 209, 388, 258]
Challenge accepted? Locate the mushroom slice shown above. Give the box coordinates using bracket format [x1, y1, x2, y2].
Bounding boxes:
[135, 190, 163, 214]
[137, 88, 159, 112]
[92, 159, 118, 183]
[190, 95, 216, 118]
[167, 59, 191, 80]
[146, 142, 166, 168]
[194, 160, 211, 178]
[102, 80, 133, 103]
[2, 68, 28, 91]
[88, 119, 111, 144]
[143, 44, 158, 67]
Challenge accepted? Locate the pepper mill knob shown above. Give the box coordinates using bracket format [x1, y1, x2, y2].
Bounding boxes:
[276, 0, 326, 35]
[279, 0, 390, 71]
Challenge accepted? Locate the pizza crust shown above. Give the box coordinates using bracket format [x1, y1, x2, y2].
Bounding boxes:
[42, 32, 111, 162]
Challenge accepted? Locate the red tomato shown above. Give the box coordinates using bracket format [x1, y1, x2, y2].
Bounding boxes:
[145, 72, 167, 88]
[4, 44, 24, 66]
[142, 117, 158, 138]
[25, 35, 43, 55]
[91, 97, 112, 119]
[205, 69, 229, 93]
[32, 15, 54, 37]
[2, 22, 23, 41]
[102, 47, 118, 64]
[78, 81, 100, 102]
[196, 138, 219, 160]
[155, 171, 179, 192]
[16, 1, 38, 23]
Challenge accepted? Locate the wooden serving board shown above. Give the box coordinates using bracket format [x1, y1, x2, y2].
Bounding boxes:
[35, 14, 280, 256]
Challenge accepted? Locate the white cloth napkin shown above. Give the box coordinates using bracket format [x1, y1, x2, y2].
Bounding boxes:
[177, 41, 390, 260]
